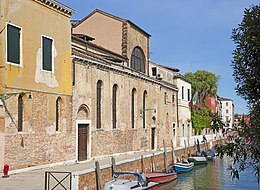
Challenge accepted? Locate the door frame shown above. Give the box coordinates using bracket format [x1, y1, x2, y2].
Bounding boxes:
[76, 120, 91, 161]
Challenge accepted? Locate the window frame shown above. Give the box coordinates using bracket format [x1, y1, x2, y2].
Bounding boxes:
[6, 23, 23, 66]
[41, 35, 54, 73]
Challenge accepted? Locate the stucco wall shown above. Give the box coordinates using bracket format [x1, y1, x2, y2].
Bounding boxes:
[0, 0, 74, 170]
[1, 0, 72, 95]
[73, 12, 123, 55]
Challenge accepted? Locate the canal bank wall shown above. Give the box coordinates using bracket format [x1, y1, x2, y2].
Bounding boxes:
[75, 140, 221, 190]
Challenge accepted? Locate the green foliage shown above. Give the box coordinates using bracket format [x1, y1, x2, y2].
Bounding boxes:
[185, 70, 219, 134]
[184, 70, 219, 106]
[216, 4, 260, 183]
[232, 5, 260, 106]
[191, 109, 211, 135]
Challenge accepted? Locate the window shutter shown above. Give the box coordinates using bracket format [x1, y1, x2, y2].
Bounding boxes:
[7, 25, 20, 64]
[42, 37, 52, 71]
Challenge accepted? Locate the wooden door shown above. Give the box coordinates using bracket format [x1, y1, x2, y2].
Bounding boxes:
[78, 124, 88, 161]
[151, 128, 155, 150]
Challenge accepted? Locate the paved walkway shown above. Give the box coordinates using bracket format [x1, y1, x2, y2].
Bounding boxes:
[0, 149, 170, 190]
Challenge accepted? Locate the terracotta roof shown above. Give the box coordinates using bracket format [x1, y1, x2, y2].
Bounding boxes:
[73, 9, 151, 37]
[72, 35, 128, 62]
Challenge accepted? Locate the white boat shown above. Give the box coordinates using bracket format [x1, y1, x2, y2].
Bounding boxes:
[104, 171, 159, 190]
[188, 156, 207, 165]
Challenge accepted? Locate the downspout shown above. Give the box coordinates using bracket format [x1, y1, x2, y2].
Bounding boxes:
[176, 91, 179, 146]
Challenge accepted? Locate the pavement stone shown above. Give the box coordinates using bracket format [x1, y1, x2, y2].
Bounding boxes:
[0, 149, 167, 190]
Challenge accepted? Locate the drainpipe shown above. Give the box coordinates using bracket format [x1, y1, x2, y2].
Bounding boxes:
[176, 92, 179, 146]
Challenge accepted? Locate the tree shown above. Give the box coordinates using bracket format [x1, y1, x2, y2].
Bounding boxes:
[184, 70, 219, 134]
[217, 4, 260, 183]
[185, 70, 219, 108]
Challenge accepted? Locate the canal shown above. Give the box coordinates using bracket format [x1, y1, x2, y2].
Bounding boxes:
[159, 157, 260, 190]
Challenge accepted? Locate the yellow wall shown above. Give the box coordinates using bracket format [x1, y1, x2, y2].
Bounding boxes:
[0, 0, 72, 95]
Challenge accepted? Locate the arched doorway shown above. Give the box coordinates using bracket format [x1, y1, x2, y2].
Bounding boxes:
[76, 104, 91, 161]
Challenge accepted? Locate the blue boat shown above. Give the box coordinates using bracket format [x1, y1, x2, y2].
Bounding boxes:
[172, 162, 194, 173]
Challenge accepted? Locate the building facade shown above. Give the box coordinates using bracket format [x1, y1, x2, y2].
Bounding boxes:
[0, 0, 74, 170]
[72, 9, 178, 160]
[218, 97, 234, 129]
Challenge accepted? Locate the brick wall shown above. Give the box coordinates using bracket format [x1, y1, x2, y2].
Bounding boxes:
[3, 92, 74, 170]
[77, 141, 218, 190]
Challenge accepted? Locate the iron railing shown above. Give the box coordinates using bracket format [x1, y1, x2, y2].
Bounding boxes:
[45, 171, 72, 190]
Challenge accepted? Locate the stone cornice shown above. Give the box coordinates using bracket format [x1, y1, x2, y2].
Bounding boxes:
[34, 0, 75, 17]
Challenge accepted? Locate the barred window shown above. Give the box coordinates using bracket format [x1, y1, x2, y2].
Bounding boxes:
[131, 88, 136, 129]
[112, 84, 118, 129]
[18, 94, 23, 132]
[143, 90, 147, 128]
[97, 80, 102, 129]
[56, 97, 61, 131]
[130, 47, 145, 73]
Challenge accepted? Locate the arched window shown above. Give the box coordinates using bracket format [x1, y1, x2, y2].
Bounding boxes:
[56, 97, 62, 131]
[18, 94, 23, 132]
[143, 90, 147, 128]
[97, 80, 102, 129]
[112, 84, 118, 129]
[130, 47, 145, 73]
[131, 88, 136, 129]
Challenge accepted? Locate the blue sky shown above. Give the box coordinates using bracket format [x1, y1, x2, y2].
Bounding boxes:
[59, 0, 259, 114]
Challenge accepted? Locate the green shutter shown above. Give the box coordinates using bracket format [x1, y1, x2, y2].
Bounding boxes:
[42, 37, 52, 71]
[7, 24, 20, 64]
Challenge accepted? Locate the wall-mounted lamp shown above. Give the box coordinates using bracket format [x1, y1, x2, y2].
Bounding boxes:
[28, 93, 33, 100]
[0, 92, 32, 101]
[140, 108, 156, 117]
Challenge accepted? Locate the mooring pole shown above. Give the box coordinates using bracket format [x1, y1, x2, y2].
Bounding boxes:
[163, 140, 168, 171]
[95, 161, 103, 190]
[111, 157, 116, 177]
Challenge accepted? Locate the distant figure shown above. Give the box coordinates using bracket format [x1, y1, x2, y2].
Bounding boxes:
[203, 135, 207, 142]
[181, 156, 188, 164]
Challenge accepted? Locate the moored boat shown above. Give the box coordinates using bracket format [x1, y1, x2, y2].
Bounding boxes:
[188, 156, 207, 165]
[171, 162, 194, 173]
[145, 171, 177, 184]
[104, 171, 159, 190]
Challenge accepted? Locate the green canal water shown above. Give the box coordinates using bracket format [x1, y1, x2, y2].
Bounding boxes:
[159, 157, 260, 190]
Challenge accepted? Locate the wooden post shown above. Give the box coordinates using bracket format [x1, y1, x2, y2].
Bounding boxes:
[171, 140, 176, 164]
[163, 140, 168, 171]
[141, 155, 145, 173]
[184, 140, 188, 157]
[111, 157, 116, 177]
[152, 153, 156, 172]
[187, 140, 191, 157]
[95, 161, 103, 190]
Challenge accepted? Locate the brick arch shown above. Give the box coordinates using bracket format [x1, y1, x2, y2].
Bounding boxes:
[77, 104, 90, 120]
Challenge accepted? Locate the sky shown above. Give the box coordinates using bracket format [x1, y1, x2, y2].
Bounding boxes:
[59, 0, 259, 114]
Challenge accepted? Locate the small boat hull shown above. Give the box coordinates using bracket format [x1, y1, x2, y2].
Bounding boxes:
[172, 162, 194, 173]
[188, 156, 207, 165]
[145, 172, 177, 184]
[104, 171, 159, 190]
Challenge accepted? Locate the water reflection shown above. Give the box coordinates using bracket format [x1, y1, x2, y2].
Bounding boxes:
[158, 157, 260, 190]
